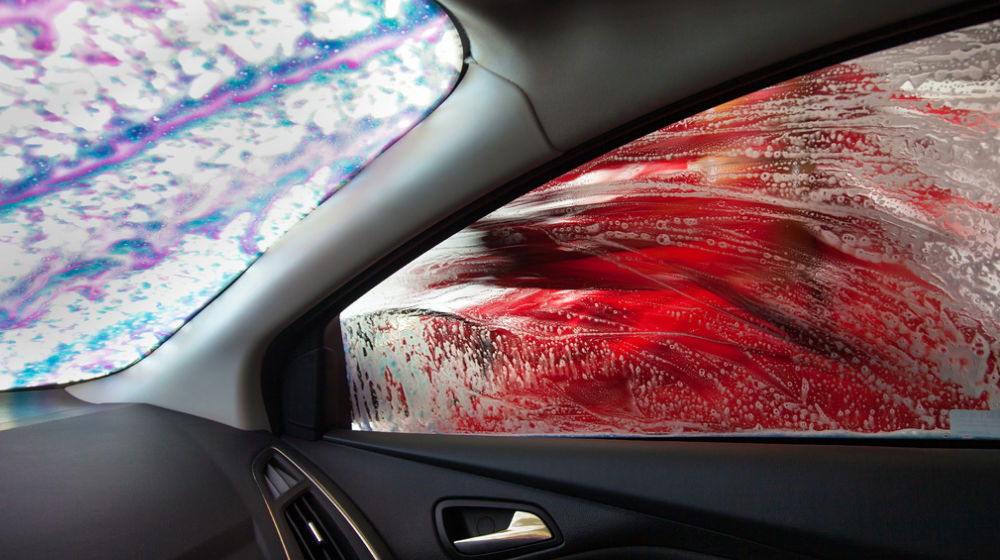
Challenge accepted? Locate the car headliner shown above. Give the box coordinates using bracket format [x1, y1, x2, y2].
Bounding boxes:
[67, 0, 987, 430]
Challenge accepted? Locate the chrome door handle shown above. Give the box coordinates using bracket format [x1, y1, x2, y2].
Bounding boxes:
[452, 510, 553, 555]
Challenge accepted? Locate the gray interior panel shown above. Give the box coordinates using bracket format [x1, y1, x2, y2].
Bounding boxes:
[443, 0, 970, 150]
[0, 403, 281, 559]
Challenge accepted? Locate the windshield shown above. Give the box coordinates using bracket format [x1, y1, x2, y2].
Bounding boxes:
[0, 0, 463, 390]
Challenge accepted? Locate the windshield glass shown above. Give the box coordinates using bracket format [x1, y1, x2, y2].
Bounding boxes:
[0, 0, 463, 390]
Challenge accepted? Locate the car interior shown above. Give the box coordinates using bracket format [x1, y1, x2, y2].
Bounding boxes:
[3, 1, 1000, 559]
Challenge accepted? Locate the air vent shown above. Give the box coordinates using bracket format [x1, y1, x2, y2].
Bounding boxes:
[254, 448, 378, 559]
[285, 492, 354, 560]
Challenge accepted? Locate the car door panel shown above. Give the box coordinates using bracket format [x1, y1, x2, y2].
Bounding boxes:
[287, 436, 807, 560]
[285, 431, 1000, 559]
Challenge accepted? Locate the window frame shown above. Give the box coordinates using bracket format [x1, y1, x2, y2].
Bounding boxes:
[261, 5, 1000, 442]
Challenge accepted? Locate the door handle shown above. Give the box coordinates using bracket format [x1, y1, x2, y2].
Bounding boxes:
[451, 510, 553, 555]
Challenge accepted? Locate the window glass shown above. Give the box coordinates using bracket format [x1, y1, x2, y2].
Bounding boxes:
[342, 19, 1000, 436]
[0, 0, 462, 390]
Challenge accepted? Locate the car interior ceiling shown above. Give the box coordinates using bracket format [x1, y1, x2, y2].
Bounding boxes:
[3, 1, 1000, 559]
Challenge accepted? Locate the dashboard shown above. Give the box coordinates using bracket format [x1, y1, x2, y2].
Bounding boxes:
[4, 390, 1000, 559]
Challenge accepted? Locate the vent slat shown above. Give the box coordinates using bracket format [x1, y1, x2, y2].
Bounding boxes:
[260, 454, 354, 560]
[264, 465, 290, 497]
[285, 493, 349, 560]
[274, 464, 300, 488]
[285, 501, 319, 560]
[264, 459, 302, 498]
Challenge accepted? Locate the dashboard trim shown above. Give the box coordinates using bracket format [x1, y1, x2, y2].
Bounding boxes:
[253, 446, 383, 560]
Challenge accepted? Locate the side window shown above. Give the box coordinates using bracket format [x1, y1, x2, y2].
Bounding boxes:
[341, 20, 1000, 436]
